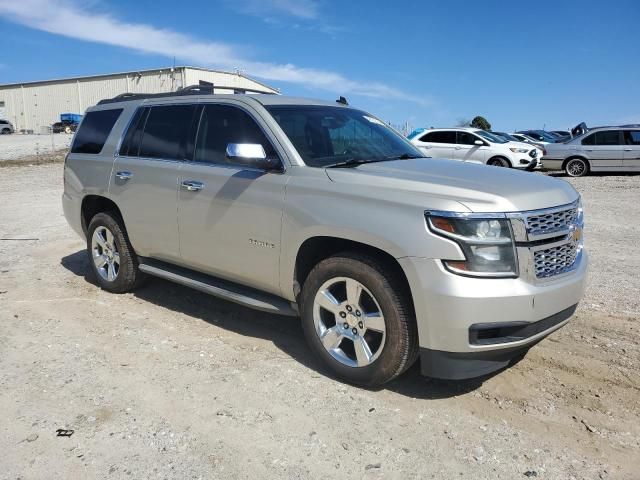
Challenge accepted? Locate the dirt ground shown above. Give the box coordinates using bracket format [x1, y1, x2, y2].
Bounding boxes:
[1, 163, 638, 479]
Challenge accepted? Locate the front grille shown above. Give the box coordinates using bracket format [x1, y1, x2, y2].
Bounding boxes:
[526, 207, 578, 237]
[534, 241, 579, 278]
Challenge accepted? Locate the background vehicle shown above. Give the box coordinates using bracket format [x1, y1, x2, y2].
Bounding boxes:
[517, 130, 561, 143]
[551, 130, 571, 140]
[62, 88, 586, 386]
[411, 127, 539, 169]
[542, 126, 640, 176]
[0, 119, 14, 134]
[511, 133, 546, 149]
[52, 113, 82, 133]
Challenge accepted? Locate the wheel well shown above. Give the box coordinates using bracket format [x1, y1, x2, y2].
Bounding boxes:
[81, 195, 122, 234]
[294, 237, 412, 302]
[562, 156, 590, 171]
[488, 156, 512, 167]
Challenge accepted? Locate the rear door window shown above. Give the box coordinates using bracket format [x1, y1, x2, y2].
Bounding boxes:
[138, 105, 198, 160]
[593, 130, 622, 145]
[119, 107, 148, 157]
[420, 131, 456, 144]
[71, 109, 123, 154]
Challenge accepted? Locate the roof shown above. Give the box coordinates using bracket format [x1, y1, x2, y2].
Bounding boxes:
[0, 66, 278, 92]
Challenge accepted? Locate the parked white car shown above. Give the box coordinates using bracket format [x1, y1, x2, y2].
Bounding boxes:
[411, 128, 540, 169]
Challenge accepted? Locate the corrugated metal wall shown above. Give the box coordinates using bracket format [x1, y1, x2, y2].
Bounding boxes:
[0, 68, 277, 132]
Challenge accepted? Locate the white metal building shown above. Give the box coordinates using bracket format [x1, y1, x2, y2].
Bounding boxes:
[0, 66, 279, 133]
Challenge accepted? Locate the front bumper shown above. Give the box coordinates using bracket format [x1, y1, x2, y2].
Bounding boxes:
[398, 251, 588, 379]
[420, 304, 576, 379]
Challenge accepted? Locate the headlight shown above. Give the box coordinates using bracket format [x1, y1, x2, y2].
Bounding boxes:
[509, 147, 529, 153]
[426, 214, 518, 278]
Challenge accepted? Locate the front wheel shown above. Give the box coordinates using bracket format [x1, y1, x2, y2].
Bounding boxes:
[86, 212, 143, 293]
[565, 158, 589, 177]
[300, 253, 418, 387]
[487, 157, 510, 167]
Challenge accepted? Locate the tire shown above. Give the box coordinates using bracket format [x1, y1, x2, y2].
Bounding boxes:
[564, 157, 589, 177]
[64, 126, 72, 134]
[300, 252, 419, 387]
[487, 157, 510, 167]
[86, 211, 143, 293]
[1, 128, 10, 135]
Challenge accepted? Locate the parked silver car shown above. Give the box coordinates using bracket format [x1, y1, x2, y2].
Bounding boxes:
[62, 88, 587, 386]
[0, 119, 14, 134]
[543, 126, 640, 176]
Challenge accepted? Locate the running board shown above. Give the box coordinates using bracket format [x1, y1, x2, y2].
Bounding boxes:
[138, 259, 298, 317]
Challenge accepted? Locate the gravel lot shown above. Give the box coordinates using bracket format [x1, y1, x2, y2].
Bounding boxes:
[0, 163, 638, 479]
[0, 133, 73, 161]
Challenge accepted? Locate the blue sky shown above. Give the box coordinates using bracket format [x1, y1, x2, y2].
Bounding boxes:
[1, 0, 639, 131]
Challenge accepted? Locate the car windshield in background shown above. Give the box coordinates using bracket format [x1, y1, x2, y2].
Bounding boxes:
[476, 130, 508, 144]
[265, 105, 423, 167]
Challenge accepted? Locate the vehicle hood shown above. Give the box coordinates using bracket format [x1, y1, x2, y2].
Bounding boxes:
[505, 141, 535, 151]
[325, 158, 578, 213]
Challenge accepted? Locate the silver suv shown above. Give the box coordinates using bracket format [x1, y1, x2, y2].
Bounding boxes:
[543, 126, 640, 176]
[62, 88, 588, 386]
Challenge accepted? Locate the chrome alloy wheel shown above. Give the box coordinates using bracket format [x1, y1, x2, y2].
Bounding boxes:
[566, 158, 586, 177]
[91, 226, 120, 282]
[313, 277, 386, 368]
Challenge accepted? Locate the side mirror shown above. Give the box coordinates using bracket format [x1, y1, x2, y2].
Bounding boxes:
[474, 140, 484, 146]
[226, 143, 281, 171]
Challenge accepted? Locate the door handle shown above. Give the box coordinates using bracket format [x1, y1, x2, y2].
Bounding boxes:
[454, 146, 463, 150]
[624, 148, 632, 151]
[115, 171, 133, 180]
[181, 180, 204, 192]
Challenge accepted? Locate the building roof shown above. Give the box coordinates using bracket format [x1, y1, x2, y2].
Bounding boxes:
[0, 66, 278, 92]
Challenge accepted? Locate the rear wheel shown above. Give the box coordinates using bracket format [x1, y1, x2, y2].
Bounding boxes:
[1, 128, 10, 134]
[64, 126, 72, 134]
[487, 157, 510, 167]
[565, 157, 589, 177]
[300, 253, 418, 387]
[86, 212, 142, 293]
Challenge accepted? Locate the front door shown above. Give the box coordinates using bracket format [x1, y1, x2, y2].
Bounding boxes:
[453, 131, 487, 162]
[623, 130, 640, 169]
[177, 103, 288, 295]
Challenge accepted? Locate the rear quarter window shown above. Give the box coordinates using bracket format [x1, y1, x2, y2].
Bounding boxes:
[71, 109, 123, 154]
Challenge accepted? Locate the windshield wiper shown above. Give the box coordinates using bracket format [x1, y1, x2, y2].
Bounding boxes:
[326, 153, 423, 168]
[325, 158, 376, 168]
[384, 153, 423, 161]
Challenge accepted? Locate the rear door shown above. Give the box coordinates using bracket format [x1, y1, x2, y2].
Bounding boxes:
[581, 130, 624, 169]
[176, 102, 288, 295]
[623, 130, 640, 169]
[414, 131, 456, 159]
[110, 103, 198, 263]
[453, 131, 487, 162]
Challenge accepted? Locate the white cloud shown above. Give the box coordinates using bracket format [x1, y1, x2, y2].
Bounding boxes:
[0, 0, 429, 105]
[232, 0, 320, 19]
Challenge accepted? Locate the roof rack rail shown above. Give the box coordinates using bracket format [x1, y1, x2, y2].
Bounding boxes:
[97, 84, 278, 105]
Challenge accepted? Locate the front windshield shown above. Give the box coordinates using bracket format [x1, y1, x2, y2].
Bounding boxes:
[476, 130, 508, 144]
[265, 105, 423, 167]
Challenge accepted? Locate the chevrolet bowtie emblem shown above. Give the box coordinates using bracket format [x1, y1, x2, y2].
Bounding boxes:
[572, 227, 583, 242]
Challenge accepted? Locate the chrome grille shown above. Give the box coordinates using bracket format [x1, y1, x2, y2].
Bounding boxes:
[526, 207, 578, 237]
[534, 241, 579, 278]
